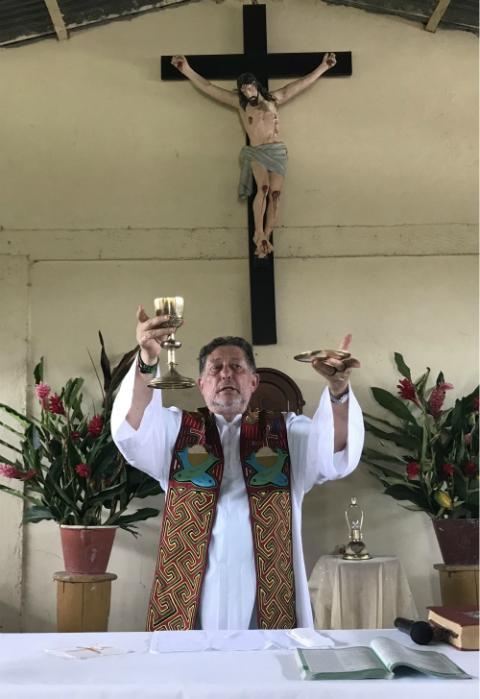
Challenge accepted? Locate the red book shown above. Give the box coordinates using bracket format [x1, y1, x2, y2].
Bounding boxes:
[427, 606, 479, 651]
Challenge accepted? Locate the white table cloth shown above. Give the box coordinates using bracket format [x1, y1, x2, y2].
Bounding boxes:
[309, 555, 418, 629]
[0, 629, 477, 699]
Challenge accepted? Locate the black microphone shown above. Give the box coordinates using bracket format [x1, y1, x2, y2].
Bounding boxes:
[394, 617, 435, 645]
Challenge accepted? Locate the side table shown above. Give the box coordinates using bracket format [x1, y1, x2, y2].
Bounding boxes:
[433, 564, 479, 606]
[308, 555, 418, 629]
[53, 571, 117, 632]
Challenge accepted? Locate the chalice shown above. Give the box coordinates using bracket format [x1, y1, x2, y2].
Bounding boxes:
[147, 296, 196, 390]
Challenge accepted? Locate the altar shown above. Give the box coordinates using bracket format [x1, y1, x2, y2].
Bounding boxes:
[0, 628, 477, 699]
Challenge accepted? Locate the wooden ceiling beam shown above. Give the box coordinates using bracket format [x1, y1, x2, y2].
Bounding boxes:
[43, 0, 68, 41]
[425, 0, 452, 32]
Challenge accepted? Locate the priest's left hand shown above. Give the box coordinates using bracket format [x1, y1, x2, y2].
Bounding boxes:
[312, 334, 361, 397]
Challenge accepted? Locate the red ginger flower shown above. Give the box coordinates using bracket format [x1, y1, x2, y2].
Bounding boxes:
[70, 431, 81, 441]
[465, 461, 477, 476]
[442, 462, 454, 477]
[35, 382, 51, 406]
[88, 415, 103, 438]
[406, 461, 420, 479]
[48, 393, 65, 415]
[75, 463, 91, 478]
[397, 378, 418, 404]
[0, 464, 36, 480]
[428, 382, 454, 417]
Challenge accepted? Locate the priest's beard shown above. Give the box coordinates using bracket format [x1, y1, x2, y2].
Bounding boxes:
[212, 392, 245, 417]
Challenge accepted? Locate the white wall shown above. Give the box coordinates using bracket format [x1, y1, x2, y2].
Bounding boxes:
[0, 0, 477, 631]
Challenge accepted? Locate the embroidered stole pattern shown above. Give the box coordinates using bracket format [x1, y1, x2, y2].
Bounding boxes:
[146, 409, 296, 631]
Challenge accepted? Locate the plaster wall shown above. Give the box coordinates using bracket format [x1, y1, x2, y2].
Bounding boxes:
[0, 0, 477, 631]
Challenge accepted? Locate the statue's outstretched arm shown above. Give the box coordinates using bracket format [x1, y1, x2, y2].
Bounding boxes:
[272, 52, 336, 105]
[171, 55, 238, 108]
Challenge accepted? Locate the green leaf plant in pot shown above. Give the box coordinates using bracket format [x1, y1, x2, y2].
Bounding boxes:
[362, 353, 479, 566]
[0, 333, 162, 574]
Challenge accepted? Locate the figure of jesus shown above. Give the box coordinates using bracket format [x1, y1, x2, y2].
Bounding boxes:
[171, 53, 337, 258]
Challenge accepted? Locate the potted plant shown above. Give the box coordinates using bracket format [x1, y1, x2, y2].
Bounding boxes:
[0, 333, 162, 574]
[362, 353, 479, 565]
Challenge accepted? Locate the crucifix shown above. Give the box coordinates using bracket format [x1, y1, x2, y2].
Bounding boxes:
[161, 4, 352, 345]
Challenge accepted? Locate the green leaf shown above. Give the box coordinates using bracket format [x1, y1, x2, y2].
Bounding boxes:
[384, 483, 431, 509]
[108, 507, 160, 527]
[364, 420, 419, 450]
[63, 378, 84, 408]
[0, 403, 34, 427]
[33, 358, 44, 385]
[0, 419, 23, 437]
[415, 368, 431, 400]
[362, 448, 405, 464]
[0, 437, 22, 454]
[394, 353, 411, 380]
[371, 388, 418, 424]
[24, 504, 55, 523]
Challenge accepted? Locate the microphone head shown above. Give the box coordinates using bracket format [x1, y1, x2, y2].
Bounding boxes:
[410, 621, 434, 645]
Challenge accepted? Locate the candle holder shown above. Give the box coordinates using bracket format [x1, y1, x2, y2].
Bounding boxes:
[342, 496, 372, 561]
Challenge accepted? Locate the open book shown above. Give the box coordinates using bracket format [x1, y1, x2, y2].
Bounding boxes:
[296, 637, 471, 680]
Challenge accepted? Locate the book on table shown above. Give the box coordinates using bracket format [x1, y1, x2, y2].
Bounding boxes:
[427, 606, 480, 651]
[295, 637, 471, 680]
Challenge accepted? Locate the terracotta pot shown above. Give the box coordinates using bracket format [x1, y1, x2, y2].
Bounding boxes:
[60, 525, 117, 574]
[432, 518, 479, 565]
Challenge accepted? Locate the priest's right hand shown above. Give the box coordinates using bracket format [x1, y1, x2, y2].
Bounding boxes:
[136, 305, 181, 364]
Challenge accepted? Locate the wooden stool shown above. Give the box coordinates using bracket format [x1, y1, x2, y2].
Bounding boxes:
[434, 564, 479, 606]
[53, 571, 117, 632]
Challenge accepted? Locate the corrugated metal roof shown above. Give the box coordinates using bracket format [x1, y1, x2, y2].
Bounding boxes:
[0, 0, 477, 48]
[322, 0, 478, 33]
[0, 0, 54, 46]
[0, 0, 194, 47]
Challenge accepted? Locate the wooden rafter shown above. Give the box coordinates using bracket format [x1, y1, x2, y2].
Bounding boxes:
[43, 0, 68, 41]
[425, 0, 452, 32]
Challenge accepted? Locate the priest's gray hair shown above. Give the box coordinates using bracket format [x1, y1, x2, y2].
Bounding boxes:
[198, 337, 257, 375]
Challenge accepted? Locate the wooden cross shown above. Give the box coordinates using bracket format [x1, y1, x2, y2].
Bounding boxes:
[161, 4, 351, 345]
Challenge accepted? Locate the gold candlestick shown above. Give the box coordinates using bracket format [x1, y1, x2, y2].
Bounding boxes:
[342, 497, 372, 561]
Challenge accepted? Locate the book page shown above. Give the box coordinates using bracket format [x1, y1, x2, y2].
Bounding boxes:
[299, 646, 387, 674]
[371, 637, 471, 678]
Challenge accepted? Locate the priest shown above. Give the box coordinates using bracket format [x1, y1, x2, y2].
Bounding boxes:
[111, 306, 364, 631]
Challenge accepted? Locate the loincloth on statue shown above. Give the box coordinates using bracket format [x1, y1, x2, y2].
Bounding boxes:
[238, 142, 288, 200]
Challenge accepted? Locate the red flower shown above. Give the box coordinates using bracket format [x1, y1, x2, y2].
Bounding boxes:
[465, 461, 477, 476]
[35, 382, 51, 408]
[88, 415, 103, 438]
[75, 463, 91, 478]
[428, 382, 454, 417]
[397, 378, 418, 404]
[0, 464, 36, 480]
[406, 461, 420, 479]
[48, 393, 65, 415]
[70, 431, 81, 441]
[442, 462, 454, 477]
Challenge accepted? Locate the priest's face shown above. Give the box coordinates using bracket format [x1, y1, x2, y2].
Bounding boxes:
[197, 345, 259, 421]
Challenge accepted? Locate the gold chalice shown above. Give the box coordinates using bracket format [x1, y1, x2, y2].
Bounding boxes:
[147, 296, 196, 390]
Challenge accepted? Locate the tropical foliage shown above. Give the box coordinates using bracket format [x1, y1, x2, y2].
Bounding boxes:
[0, 334, 162, 535]
[363, 353, 479, 519]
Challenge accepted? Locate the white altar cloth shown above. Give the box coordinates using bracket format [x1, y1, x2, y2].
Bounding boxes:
[0, 629, 477, 699]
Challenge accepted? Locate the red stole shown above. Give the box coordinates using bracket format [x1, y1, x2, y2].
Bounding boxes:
[146, 409, 296, 631]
